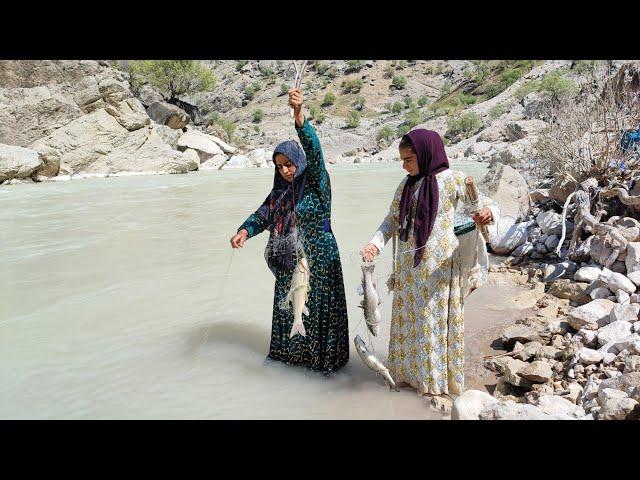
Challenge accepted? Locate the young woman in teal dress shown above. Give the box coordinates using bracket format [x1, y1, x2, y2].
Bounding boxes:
[230, 88, 349, 373]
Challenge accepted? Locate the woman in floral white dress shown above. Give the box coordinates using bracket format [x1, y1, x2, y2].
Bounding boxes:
[361, 129, 500, 397]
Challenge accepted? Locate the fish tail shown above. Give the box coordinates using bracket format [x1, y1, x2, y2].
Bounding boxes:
[289, 320, 306, 338]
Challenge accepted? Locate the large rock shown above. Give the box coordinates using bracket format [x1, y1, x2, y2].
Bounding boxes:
[598, 372, 640, 396]
[575, 266, 602, 283]
[0, 143, 43, 182]
[223, 155, 253, 169]
[626, 243, 640, 273]
[0, 85, 84, 147]
[29, 111, 191, 175]
[147, 101, 191, 129]
[503, 357, 533, 387]
[610, 303, 640, 324]
[567, 299, 616, 330]
[477, 162, 529, 223]
[73, 76, 105, 113]
[504, 119, 549, 142]
[548, 279, 590, 304]
[601, 272, 636, 295]
[519, 361, 554, 383]
[29, 108, 129, 175]
[500, 325, 541, 345]
[598, 397, 639, 420]
[199, 153, 229, 170]
[478, 400, 564, 420]
[247, 148, 275, 168]
[0, 60, 102, 89]
[597, 321, 634, 348]
[100, 126, 196, 173]
[104, 97, 150, 131]
[490, 220, 530, 255]
[451, 390, 499, 420]
[177, 130, 224, 163]
[577, 347, 604, 365]
[536, 210, 563, 236]
[98, 78, 132, 106]
[531, 394, 585, 418]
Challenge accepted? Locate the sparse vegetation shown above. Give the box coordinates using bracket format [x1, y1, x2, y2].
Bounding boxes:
[341, 78, 364, 94]
[253, 109, 263, 123]
[489, 103, 507, 119]
[445, 112, 483, 143]
[235, 60, 249, 71]
[279, 83, 289, 96]
[391, 102, 403, 114]
[352, 95, 366, 111]
[346, 110, 361, 128]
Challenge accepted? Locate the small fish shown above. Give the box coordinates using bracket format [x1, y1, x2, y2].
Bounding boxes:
[359, 263, 382, 336]
[285, 256, 310, 338]
[354, 335, 397, 390]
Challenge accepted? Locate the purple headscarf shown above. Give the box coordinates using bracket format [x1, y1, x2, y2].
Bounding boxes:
[398, 129, 450, 267]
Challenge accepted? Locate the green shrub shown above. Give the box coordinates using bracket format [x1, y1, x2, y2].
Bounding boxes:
[279, 83, 289, 96]
[315, 62, 329, 75]
[128, 60, 215, 100]
[538, 71, 577, 101]
[259, 64, 274, 77]
[253, 109, 263, 123]
[418, 95, 430, 107]
[391, 102, 403, 114]
[345, 60, 365, 73]
[391, 75, 407, 90]
[315, 112, 326, 124]
[235, 60, 249, 71]
[376, 126, 394, 144]
[321, 92, 336, 107]
[404, 97, 414, 109]
[341, 78, 364, 94]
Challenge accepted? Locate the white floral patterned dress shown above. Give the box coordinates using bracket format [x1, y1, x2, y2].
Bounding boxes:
[369, 169, 499, 396]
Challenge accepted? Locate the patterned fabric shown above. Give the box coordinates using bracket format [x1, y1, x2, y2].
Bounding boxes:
[239, 119, 349, 373]
[369, 169, 495, 395]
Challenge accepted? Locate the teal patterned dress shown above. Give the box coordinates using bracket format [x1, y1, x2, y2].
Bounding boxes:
[238, 119, 349, 373]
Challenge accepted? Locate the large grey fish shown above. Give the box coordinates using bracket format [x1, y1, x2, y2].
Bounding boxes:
[284, 256, 310, 338]
[354, 335, 397, 390]
[359, 263, 382, 336]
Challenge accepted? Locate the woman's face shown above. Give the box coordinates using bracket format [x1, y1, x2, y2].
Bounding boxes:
[400, 146, 420, 176]
[274, 153, 297, 182]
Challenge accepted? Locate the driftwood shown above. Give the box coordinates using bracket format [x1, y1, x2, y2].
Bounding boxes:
[556, 177, 629, 267]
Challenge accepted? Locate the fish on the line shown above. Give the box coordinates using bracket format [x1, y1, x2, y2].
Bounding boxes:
[284, 255, 310, 338]
[354, 335, 397, 390]
[359, 263, 382, 336]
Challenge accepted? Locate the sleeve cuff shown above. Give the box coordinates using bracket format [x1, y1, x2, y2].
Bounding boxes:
[369, 231, 385, 253]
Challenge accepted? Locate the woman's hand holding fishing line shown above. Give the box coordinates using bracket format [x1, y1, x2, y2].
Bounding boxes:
[289, 88, 304, 128]
[361, 243, 380, 262]
[471, 207, 492, 226]
[230, 229, 248, 249]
